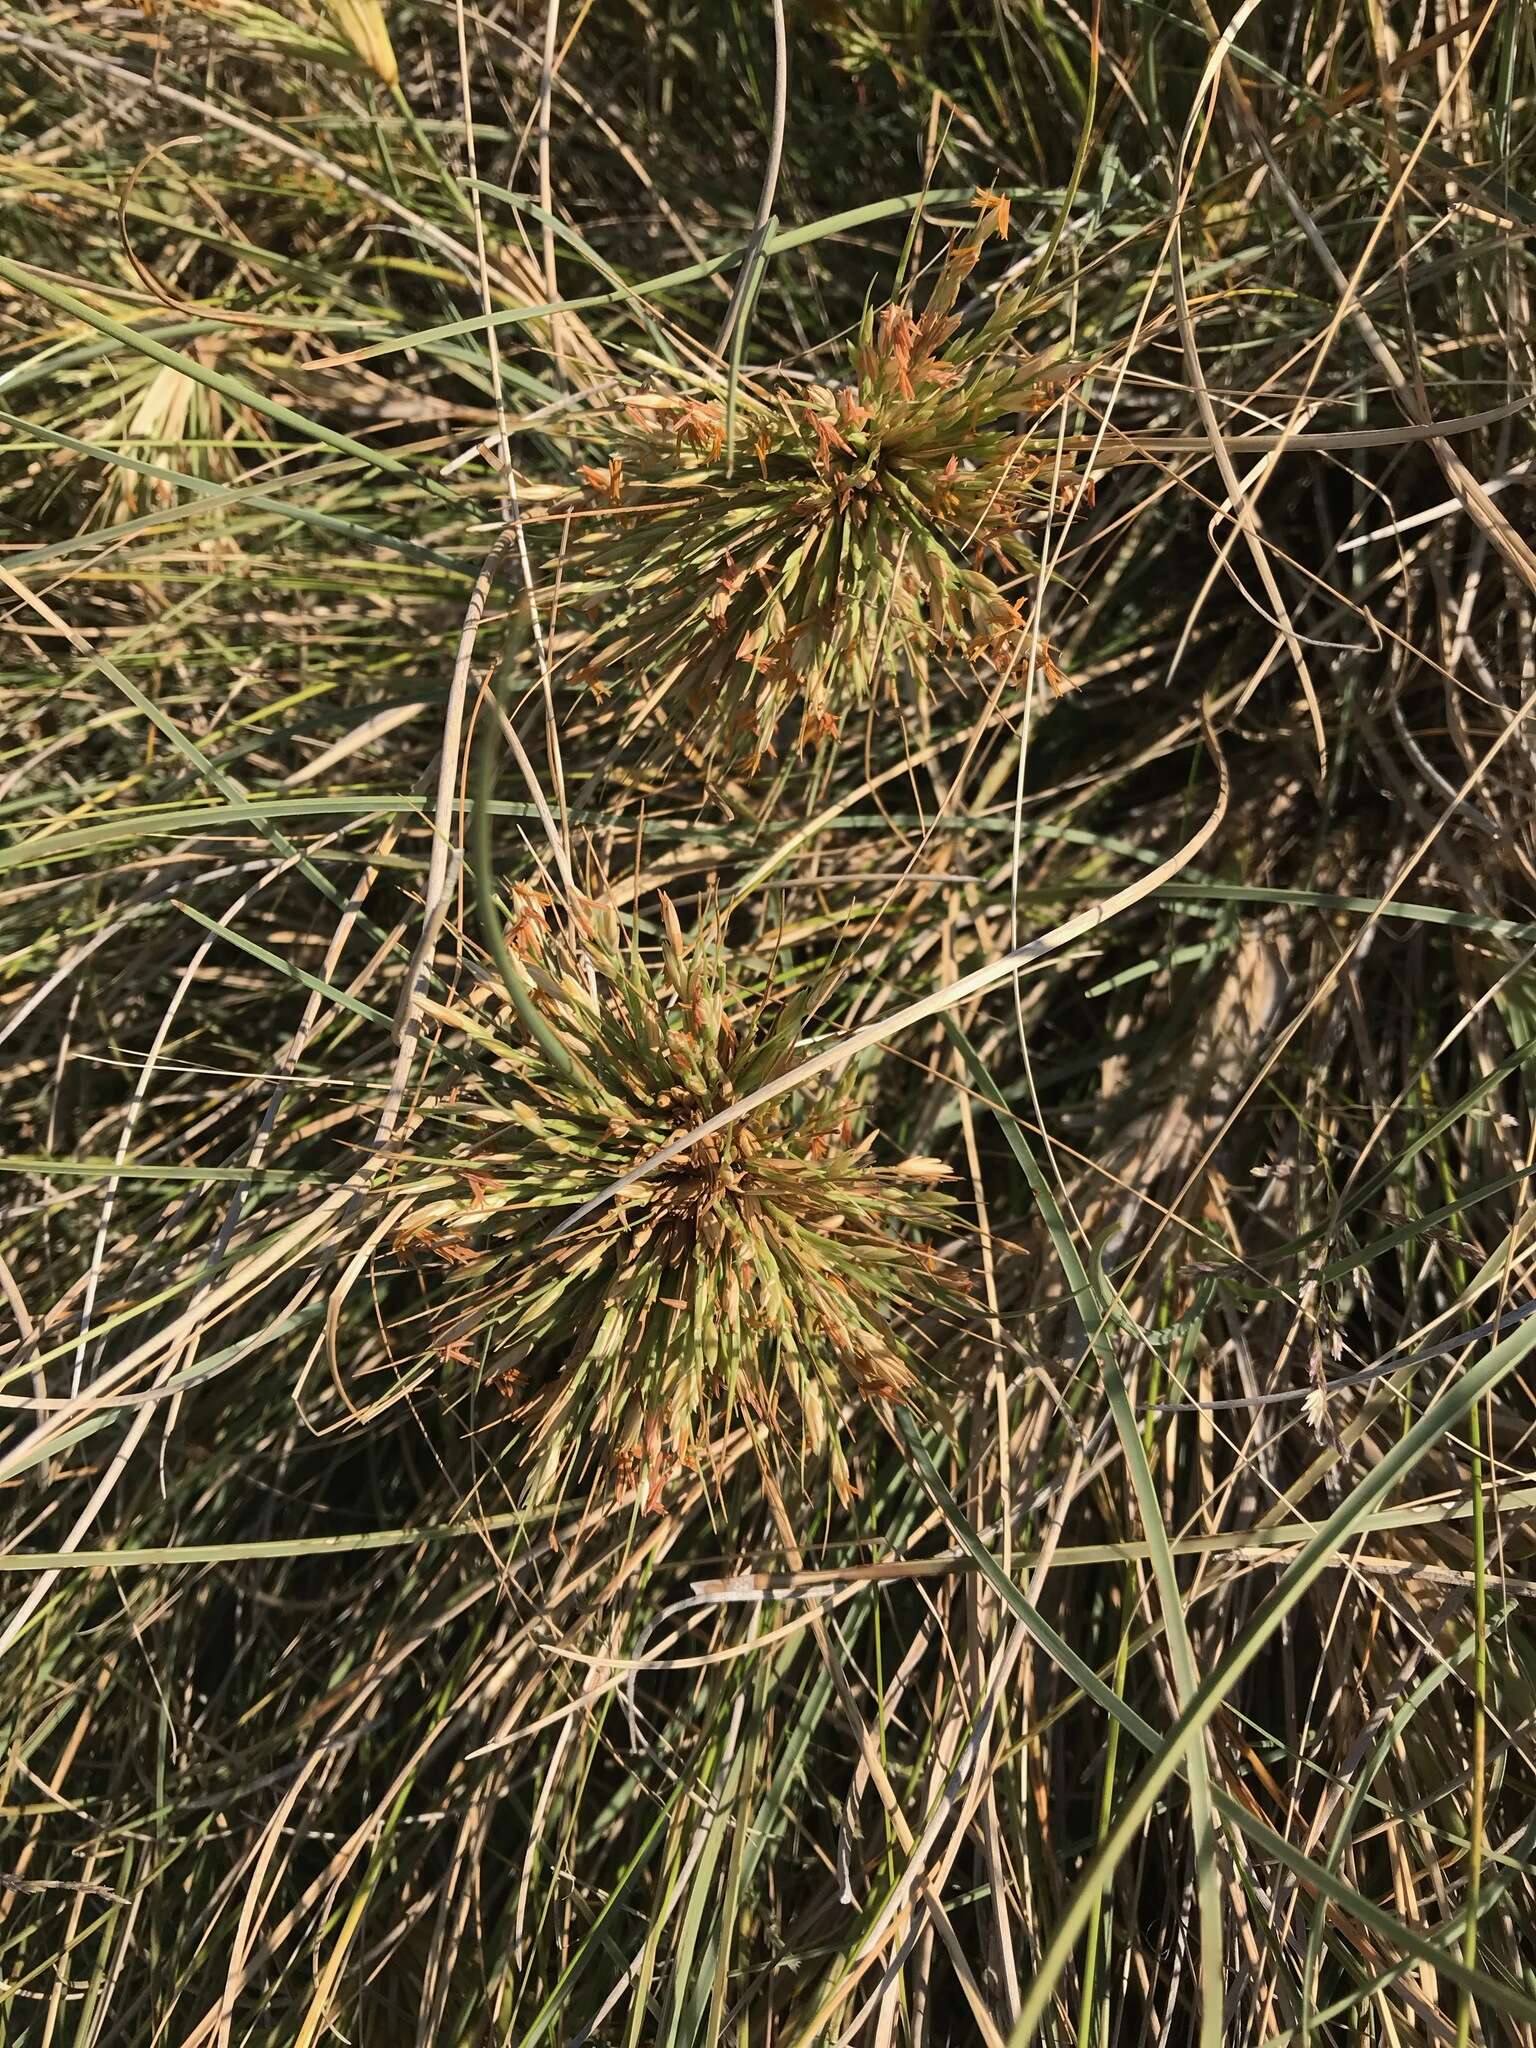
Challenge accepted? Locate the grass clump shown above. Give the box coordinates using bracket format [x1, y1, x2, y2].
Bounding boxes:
[558, 202, 1076, 757]
[385, 890, 960, 1507]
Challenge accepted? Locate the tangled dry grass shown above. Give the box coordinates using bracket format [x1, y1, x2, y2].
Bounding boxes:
[3, 1, 1536, 2044]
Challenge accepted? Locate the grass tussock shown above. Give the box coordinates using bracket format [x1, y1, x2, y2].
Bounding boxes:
[556, 204, 1078, 755]
[380, 889, 960, 1506]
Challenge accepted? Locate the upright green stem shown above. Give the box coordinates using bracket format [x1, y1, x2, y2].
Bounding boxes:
[1455, 1387, 1488, 2048]
[1427, 1085, 1487, 2048]
[1075, 1608, 1132, 2046]
[471, 636, 579, 1082]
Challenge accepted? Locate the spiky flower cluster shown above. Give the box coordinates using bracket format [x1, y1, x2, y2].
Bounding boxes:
[558, 201, 1079, 760]
[384, 893, 961, 1505]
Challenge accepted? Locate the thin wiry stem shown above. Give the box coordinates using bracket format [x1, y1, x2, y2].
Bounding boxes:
[715, 0, 788, 355]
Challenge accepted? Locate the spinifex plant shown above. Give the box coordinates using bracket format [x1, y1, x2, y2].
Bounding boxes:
[557, 198, 1080, 760]
[383, 890, 962, 1506]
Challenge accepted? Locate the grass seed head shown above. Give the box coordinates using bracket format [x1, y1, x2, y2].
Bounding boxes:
[383, 893, 963, 1506]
